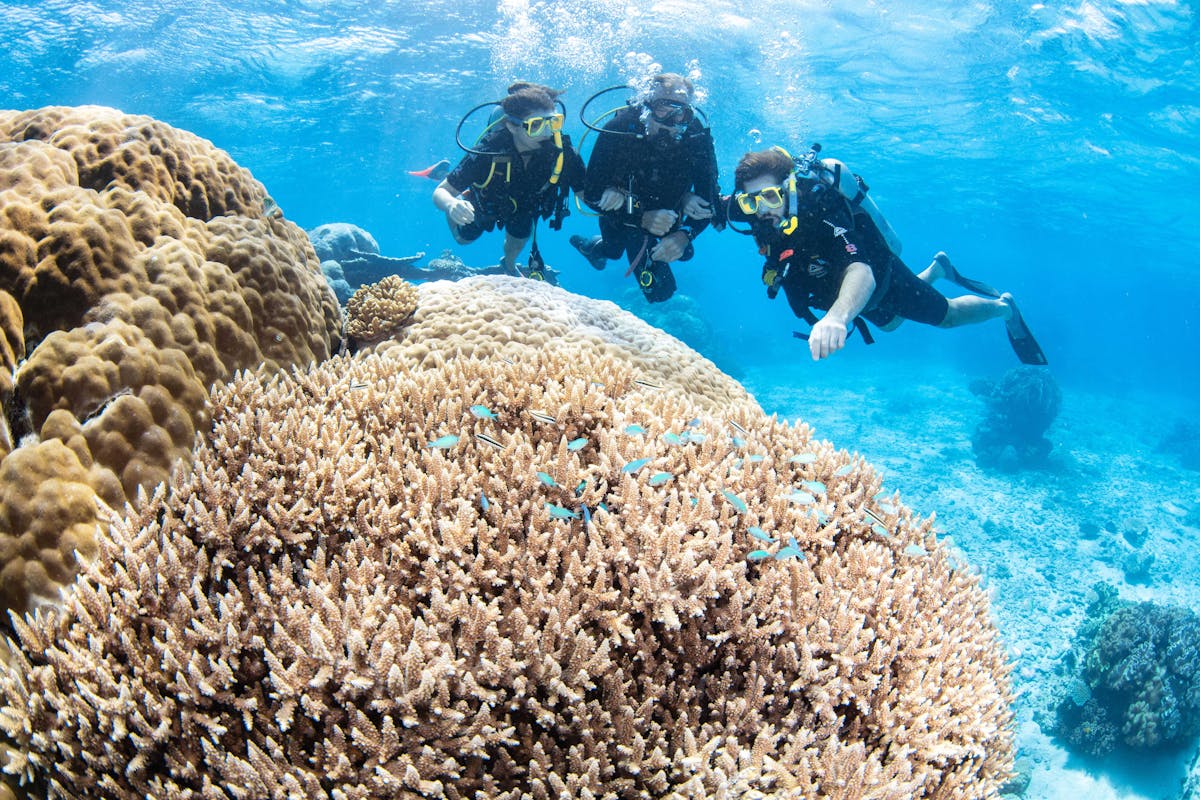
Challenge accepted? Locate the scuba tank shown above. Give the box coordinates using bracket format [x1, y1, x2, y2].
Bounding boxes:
[788, 144, 903, 255]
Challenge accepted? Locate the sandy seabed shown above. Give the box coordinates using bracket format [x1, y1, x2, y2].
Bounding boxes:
[743, 359, 1200, 800]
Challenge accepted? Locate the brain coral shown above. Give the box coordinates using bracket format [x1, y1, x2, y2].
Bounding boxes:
[0, 105, 343, 616]
[373, 276, 754, 414]
[0, 278, 1013, 799]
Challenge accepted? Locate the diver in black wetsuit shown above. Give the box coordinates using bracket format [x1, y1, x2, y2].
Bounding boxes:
[569, 73, 720, 303]
[728, 147, 1045, 364]
[433, 82, 585, 277]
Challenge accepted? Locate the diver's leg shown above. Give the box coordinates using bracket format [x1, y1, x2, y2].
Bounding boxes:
[939, 295, 1011, 328]
[500, 233, 527, 274]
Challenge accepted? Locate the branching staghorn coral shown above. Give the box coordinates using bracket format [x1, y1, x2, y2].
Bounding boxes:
[0, 343, 1013, 799]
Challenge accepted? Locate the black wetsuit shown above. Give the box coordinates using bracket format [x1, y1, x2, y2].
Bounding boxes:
[582, 106, 719, 302]
[730, 176, 948, 329]
[445, 127, 585, 241]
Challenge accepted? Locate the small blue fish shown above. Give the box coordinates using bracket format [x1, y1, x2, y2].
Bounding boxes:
[624, 424, 646, 435]
[582, 504, 592, 527]
[722, 489, 748, 514]
[567, 437, 588, 451]
[775, 545, 805, 561]
[748, 527, 776, 543]
[546, 503, 580, 520]
[470, 405, 497, 420]
[747, 549, 771, 561]
[790, 453, 816, 464]
[596, 502, 609, 513]
[834, 464, 854, 477]
[871, 523, 892, 538]
[479, 492, 489, 511]
[536, 471, 557, 487]
[686, 432, 707, 443]
[731, 436, 746, 448]
[622, 458, 651, 474]
[427, 434, 459, 449]
[648, 471, 673, 487]
[662, 433, 684, 446]
[575, 480, 587, 495]
[810, 508, 830, 524]
[788, 491, 815, 505]
[904, 544, 928, 557]
[801, 480, 827, 495]
[747, 455, 765, 463]
[687, 418, 702, 428]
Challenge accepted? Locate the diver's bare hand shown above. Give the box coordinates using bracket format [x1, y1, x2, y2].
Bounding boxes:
[808, 315, 850, 361]
[642, 209, 678, 236]
[447, 198, 475, 226]
[598, 188, 626, 211]
[650, 231, 689, 263]
[681, 193, 713, 219]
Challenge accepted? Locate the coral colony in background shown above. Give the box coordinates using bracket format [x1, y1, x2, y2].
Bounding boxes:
[0, 108, 1013, 798]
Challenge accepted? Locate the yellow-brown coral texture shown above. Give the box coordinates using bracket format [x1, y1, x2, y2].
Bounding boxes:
[0, 340, 1013, 797]
[345, 275, 418, 344]
[0, 105, 342, 615]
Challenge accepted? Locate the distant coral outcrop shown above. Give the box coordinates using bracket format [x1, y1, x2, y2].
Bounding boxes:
[969, 365, 1061, 470]
[0, 105, 342, 617]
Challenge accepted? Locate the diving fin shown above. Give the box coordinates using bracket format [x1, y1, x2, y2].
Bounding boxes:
[408, 158, 451, 180]
[934, 251, 1001, 298]
[1002, 293, 1048, 365]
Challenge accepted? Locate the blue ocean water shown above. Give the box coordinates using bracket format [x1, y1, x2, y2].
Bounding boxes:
[3, 1, 1198, 797]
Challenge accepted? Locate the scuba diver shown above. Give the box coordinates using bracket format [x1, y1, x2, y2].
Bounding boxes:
[432, 82, 585, 279]
[569, 73, 721, 303]
[727, 146, 1047, 364]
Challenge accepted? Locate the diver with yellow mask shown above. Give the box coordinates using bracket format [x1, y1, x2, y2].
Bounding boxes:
[432, 82, 586, 280]
[727, 146, 1046, 365]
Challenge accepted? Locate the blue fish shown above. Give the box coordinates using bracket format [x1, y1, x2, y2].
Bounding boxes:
[575, 480, 587, 495]
[480, 492, 489, 511]
[871, 523, 892, 538]
[731, 436, 746, 448]
[470, 404, 497, 420]
[662, 432, 684, 446]
[596, 502, 609, 513]
[834, 464, 854, 477]
[904, 544, 928, 557]
[648, 471, 673, 486]
[790, 453, 816, 464]
[686, 432, 707, 443]
[582, 504, 592, 527]
[546, 503, 580, 520]
[747, 454, 765, 463]
[775, 545, 805, 561]
[624, 424, 647, 435]
[802, 480, 827, 495]
[687, 418, 702, 428]
[722, 489, 748, 514]
[567, 437, 588, 451]
[788, 491, 815, 505]
[536, 471, 557, 487]
[622, 457, 651, 474]
[747, 549, 771, 561]
[748, 526, 775, 543]
[427, 434, 459, 449]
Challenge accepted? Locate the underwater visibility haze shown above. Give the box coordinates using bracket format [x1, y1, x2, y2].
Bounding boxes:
[1, 1, 1199, 798]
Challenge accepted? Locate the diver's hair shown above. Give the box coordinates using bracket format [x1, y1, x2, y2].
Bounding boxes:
[500, 82, 563, 119]
[649, 73, 694, 102]
[734, 149, 795, 190]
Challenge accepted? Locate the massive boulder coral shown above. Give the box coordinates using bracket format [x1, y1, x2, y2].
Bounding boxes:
[0, 278, 1013, 798]
[0, 105, 342, 616]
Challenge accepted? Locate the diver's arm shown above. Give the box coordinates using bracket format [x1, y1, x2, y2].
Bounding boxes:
[809, 261, 875, 361]
[432, 179, 474, 225]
